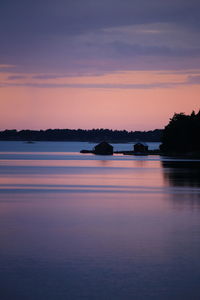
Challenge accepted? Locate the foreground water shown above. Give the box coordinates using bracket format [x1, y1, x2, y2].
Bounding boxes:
[0, 141, 200, 300]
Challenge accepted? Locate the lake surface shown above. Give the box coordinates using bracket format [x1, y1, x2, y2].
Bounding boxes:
[0, 141, 200, 300]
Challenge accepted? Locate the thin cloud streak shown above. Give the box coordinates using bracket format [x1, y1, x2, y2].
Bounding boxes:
[1, 70, 200, 89]
[1, 80, 200, 90]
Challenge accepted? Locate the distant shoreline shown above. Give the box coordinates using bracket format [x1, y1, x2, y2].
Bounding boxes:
[0, 128, 163, 143]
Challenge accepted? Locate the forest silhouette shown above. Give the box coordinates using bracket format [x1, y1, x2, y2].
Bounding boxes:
[0, 128, 162, 142]
[161, 110, 200, 154]
[1, 110, 199, 153]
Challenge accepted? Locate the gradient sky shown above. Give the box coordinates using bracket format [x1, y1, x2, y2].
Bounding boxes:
[0, 0, 200, 130]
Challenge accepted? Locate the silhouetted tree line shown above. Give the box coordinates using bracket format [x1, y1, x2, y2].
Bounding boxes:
[0, 128, 162, 142]
[160, 110, 200, 153]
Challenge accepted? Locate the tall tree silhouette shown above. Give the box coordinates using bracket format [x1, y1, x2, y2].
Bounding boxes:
[160, 110, 200, 153]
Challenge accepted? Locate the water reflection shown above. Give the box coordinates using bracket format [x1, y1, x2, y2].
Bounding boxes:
[162, 159, 200, 210]
[162, 160, 200, 187]
[1, 149, 200, 299]
[0, 159, 164, 193]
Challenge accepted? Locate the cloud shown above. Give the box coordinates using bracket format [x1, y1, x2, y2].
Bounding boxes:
[32, 74, 70, 80]
[187, 75, 200, 84]
[1, 0, 200, 75]
[111, 41, 200, 57]
[7, 75, 27, 80]
[1, 0, 200, 37]
[0, 82, 176, 89]
[0, 64, 16, 70]
[2, 69, 200, 89]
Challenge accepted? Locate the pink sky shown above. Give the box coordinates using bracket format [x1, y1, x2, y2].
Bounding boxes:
[0, 69, 200, 130]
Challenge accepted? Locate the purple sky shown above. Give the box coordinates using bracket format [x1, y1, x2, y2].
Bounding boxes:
[1, 0, 200, 74]
[0, 0, 200, 130]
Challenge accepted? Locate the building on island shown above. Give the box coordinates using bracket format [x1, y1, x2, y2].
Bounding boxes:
[134, 142, 148, 154]
[94, 142, 113, 155]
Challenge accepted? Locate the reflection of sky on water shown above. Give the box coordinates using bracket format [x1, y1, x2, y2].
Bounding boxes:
[0, 141, 161, 152]
[0, 156, 164, 193]
[0, 148, 200, 299]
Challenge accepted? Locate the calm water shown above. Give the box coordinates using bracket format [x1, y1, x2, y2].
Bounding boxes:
[0, 141, 200, 300]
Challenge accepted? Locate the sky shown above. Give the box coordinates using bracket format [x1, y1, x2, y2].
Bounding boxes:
[0, 0, 200, 131]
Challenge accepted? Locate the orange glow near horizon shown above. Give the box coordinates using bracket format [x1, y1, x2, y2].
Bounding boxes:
[0, 70, 200, 131]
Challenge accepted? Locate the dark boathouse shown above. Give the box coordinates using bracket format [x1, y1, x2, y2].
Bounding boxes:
[134, 142, 148, 154]
[94, 142, 113, 155]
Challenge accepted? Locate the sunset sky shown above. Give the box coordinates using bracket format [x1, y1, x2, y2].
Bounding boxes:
[0, 0, 200, 131]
